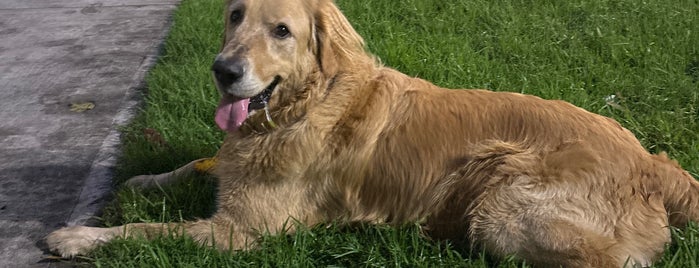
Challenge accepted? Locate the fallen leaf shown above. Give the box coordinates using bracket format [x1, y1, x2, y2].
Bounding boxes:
[143, 128, 168, 147]
[69, 102, 95, 112]
[194, 157, 218, 174]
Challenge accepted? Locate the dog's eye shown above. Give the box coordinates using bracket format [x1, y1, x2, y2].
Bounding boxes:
[272, 24, 291, 39]
[229, 9, 243, 24]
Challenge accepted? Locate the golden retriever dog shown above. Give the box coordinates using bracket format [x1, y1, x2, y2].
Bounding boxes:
[47, 0, 699, 266]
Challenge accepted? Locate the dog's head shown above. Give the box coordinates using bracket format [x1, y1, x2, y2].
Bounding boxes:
[212, 0, 366, 132]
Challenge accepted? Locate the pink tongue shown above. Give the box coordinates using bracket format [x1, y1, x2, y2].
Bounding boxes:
[215, 96, 250, 132]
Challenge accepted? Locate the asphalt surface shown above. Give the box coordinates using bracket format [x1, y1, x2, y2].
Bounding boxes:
[0, 1, 180, 266]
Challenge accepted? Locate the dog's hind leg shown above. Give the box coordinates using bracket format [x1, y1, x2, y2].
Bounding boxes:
[470, 210, 621, 267]
[467, 179, 623, 267]
[445, 140, 617, 267]
[462, 140, 667, 267]
[470, 196, 668, 267]
[125, 157, 218, 188]
[46, 218, 248, 258]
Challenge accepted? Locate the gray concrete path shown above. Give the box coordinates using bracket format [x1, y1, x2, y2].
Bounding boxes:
[0, 1, 180, 267]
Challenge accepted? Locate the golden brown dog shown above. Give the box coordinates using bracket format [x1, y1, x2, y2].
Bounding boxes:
[47, 0, 699, 266]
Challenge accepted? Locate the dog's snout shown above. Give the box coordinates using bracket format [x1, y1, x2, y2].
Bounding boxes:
[212, 58, 245, 86]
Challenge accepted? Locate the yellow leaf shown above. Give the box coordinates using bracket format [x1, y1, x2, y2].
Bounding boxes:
[69, 102, 95, 112]
[194, 157, 218, 174]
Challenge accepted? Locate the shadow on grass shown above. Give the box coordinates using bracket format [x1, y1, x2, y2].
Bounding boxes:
[100, 174, 218, 227]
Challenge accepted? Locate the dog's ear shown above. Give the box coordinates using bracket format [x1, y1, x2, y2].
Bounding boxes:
[313, 0, 365, 76]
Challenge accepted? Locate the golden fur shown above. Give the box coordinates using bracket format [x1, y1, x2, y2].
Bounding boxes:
[47, 0, 699, 266]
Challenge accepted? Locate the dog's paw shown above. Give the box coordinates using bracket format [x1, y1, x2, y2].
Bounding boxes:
[45, 226, 114, 258]
[124, 174, 153, 188]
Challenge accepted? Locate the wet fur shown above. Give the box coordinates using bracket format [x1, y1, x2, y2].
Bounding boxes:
[46, 0, 699, 266]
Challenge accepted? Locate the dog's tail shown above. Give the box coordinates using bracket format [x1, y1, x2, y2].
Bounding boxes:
[653, 153, 699, 227]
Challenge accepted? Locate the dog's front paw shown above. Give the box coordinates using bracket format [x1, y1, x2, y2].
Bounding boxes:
[45, 226, 115, 258]
[124, 174, 155, 188]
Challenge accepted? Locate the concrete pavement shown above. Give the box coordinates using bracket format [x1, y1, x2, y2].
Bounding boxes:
[0, 1, 180, 266]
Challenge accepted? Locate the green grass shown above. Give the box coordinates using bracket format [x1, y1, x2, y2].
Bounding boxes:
[68, 0, 699, 266]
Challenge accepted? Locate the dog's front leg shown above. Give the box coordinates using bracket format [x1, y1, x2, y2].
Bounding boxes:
[46, 218, 255, 258]
[47, 179, 321, 258]
[124, 157, 218, 188]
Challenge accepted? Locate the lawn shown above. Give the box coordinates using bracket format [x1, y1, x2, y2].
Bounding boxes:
[75, 0, 699, 266]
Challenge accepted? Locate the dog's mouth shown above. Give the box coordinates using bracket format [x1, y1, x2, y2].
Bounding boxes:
[249, 76, 280, 110]
[214, 76, 281, 132]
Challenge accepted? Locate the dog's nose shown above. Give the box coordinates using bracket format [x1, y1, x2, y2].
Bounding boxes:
[212, 58, 244, 86]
